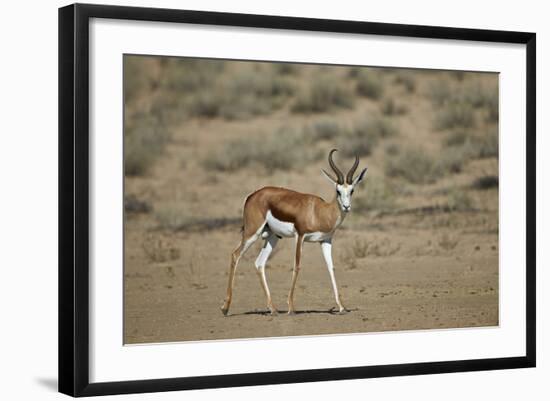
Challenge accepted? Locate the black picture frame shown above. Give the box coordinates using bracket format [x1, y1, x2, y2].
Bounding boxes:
[58, 3, 536, 397]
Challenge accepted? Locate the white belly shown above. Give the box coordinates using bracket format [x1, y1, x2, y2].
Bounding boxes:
[303, 231, 332, 242]
[265, 210, 332, 242]
[266, 210, 296, 238]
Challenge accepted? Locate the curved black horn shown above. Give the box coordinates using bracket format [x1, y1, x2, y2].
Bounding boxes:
[346, 154, 359, 184]
[328, 149, 344, 184]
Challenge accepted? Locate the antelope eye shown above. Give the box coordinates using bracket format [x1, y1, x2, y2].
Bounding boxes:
[336, 189, 341, 196]
[351, 189, 355, 195]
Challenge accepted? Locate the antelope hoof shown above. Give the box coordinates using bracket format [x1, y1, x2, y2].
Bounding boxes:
[337, 307, 349, 315]
[221, 306, 229, 316]
[287, 309, 297, 316]
[269, 308, 279, 316]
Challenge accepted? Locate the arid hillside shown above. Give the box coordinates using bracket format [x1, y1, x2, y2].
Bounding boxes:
[124, 56, 499, 344]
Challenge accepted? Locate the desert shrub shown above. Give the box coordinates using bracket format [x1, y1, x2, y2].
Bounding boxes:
[159, 58, 224, 93]
[485, 93, 499, 123]
[450, 71, 466, 81]
[159, 60, 295, 121]
[444, 130, 470, 147]
[355, 116, 398, 139]
[227, 70, 294, 99]
[447, 189, 474, 211]
[347, 66, 362, 78]
[292, 78, 354, 113]
[307, 119, 345, 141]
[340, 116, 398, 157]
[350, 238, 369, 258]
[470, 129, 499, 158]
[353, 177, 397, 212]
[381, 98, 408, 116]
[341, 135, 375, 158]
[385, 148, 440, 184]
[456, 129, 499, 160]
[186, 70, 294, 120]
[202, 140, 254, 172]
[203, 127, 320, 172]
[394, 71, 416, 93]
[258, 129, 311, 171]
[124, 56, 158, 103]
[428, 78, 498, 127]
[471, 175, 498, 190]
[437, 148, 468, 174]
[124, 195, 152, 214]
[461, 82, 498, 109]
[427, 80, 452, 107]
[186, 92, 222, 118]
[355, 70, 384, 100]
[434, 102, 476, 130]
[385, 143, 400, 156]
[125, 114, 170, 176]
[272, 63, 298, 75]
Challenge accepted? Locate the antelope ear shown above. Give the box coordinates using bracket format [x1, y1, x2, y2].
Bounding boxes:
[321, 169, 337, 185]
[352, 167, 368, 186]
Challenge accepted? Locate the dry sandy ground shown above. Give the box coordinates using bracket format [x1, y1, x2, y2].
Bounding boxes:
[124, 220, 498, 343]
[124, 67, 498, 344]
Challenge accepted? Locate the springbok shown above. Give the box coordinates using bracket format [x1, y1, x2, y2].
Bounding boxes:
[221, 149, 367, 316]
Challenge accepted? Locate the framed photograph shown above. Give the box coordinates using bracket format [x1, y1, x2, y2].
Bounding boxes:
[58, 3, 536, 397]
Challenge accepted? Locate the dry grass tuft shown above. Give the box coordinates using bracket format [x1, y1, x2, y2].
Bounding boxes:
[438, 233, 459, 251]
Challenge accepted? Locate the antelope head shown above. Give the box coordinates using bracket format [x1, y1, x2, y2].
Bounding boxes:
[321, 149, 368, 213]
